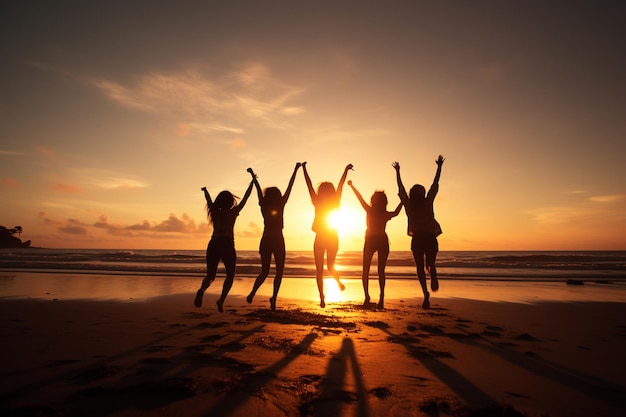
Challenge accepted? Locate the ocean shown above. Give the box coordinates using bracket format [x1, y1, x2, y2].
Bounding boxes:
[1, 248, 625, 281]
[1, 249, 625, 304]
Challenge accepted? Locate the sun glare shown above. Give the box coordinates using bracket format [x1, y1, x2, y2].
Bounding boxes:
[327, 207, 364, 238]
[323, 278, 344, 302]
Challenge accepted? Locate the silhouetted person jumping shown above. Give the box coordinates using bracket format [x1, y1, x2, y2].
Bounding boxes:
[393, 155, 445, 309]
[195, 170, 254, 312]
[302, 162, 352, 308]
[246, 163, 301, 310]
[348, 180, 402, 309]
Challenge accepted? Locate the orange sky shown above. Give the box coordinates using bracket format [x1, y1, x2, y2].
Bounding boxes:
[1, 1, 625, 251]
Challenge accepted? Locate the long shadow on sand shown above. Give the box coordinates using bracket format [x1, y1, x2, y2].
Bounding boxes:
[2, 320, 208, 405]
[444, 328, 626, 411]
[306, 337, 369, 417]
[379, 324, 498, 410]
[200, 331, 318, 416]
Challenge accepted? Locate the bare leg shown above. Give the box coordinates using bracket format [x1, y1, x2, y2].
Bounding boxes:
[248, 248, 271, 303]
[313, 237, 326, 308]
[271, 242, 286, 310]
[362, 241, 375, 305]
[412, 249, 430, 309]
[377, 243, 389, 309]
[426, 243, 439, 292]
[326, 234, 344, 291]
[196, 242, 219, 308]
[217, 249, 237, 313]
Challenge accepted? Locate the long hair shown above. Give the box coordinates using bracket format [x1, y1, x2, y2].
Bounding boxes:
[370, 191, 388, 212]
[263, 187, 282, 209]
[408, 184, 426, 209]
[207, 190, 237, 224]
[316, 182, 337, 207]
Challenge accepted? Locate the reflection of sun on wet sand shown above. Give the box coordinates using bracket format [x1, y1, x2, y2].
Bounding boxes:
[1, 273, 625, 417]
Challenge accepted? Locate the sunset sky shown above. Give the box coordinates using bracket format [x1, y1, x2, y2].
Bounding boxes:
[1, 1, 625, 251]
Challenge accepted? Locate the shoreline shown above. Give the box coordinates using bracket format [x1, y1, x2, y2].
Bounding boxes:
[2, 271, 626, 305]
[1, 286, 625, 417]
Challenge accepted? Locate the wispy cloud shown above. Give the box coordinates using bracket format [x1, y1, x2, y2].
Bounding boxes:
[1, 178, 20, 190]
[53, 183, 84, 194]
[590, 194, 625, 203]
[68, 168, 149, 190]
[36, 146, 56, 159]
[0, 150, 24, 157]
[85, 63, 307, 136]
[528, 206, 588, 225]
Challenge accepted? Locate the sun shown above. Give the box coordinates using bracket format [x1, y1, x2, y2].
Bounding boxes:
[327, 206, 365, 238]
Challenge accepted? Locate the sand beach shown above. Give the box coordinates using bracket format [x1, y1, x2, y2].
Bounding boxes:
[1, 272, 625, 417]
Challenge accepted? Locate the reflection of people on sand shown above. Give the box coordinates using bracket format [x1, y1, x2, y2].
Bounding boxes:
[302, 162, 353, 308]
[246, 164, 301, 310]
[347, 180, 402, 309]
[393, 155, 445, 309]
[195, 171, 254, 312]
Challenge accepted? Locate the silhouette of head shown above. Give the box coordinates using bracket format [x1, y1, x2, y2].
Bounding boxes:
[214, 191, 236, 210]
[207, 191, 237, 223]
[263, 187, 282, 206]
[409, 184, 426, 200]
[371, 191, 388, 211]
[317, 182, 336, 201]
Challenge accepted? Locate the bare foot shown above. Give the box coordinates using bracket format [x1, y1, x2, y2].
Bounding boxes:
[320, 294, 325, 308]
[194, 289, 203, 308]
[270, 297, 276, 311]
[422, 292, 430, 309]
[217, 299, 224, 313]
[246, 294, 254, 304]
[338, 281, 345, 291]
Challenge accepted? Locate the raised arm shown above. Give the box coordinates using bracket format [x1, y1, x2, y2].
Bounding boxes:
[347, 180, 369, 211]
[336, 164, 353, 197]
[433, 155, 444, 186]
[282, 162, 301, 204]
[428, 155, 444, 199]
[392, 162, 408, 203]
[201, 186, 213, 208]
[234, 171, 255, 214]
[301, 162, 316, 201]
[248, 168, 263, 205]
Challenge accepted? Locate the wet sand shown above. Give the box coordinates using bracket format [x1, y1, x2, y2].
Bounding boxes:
[1, 273, 625, 416]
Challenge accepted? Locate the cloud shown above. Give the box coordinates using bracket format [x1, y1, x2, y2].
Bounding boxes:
[528, 206, 586, 225]
[38, 212, 63, 226]
[58, 219, 89, 235]
[236, 221, 262, 238]
[1, 178, 20, 190]
[94, 213, 206, 237]
[85, 63, 306, 136]
[36, 146, 56, 159]
[53, 183, 84, 194]
[228, 138, 246, 149]
[68, 168, 149, 190]
[590, 194, 625, 203]
[0, 150, 24, 157]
